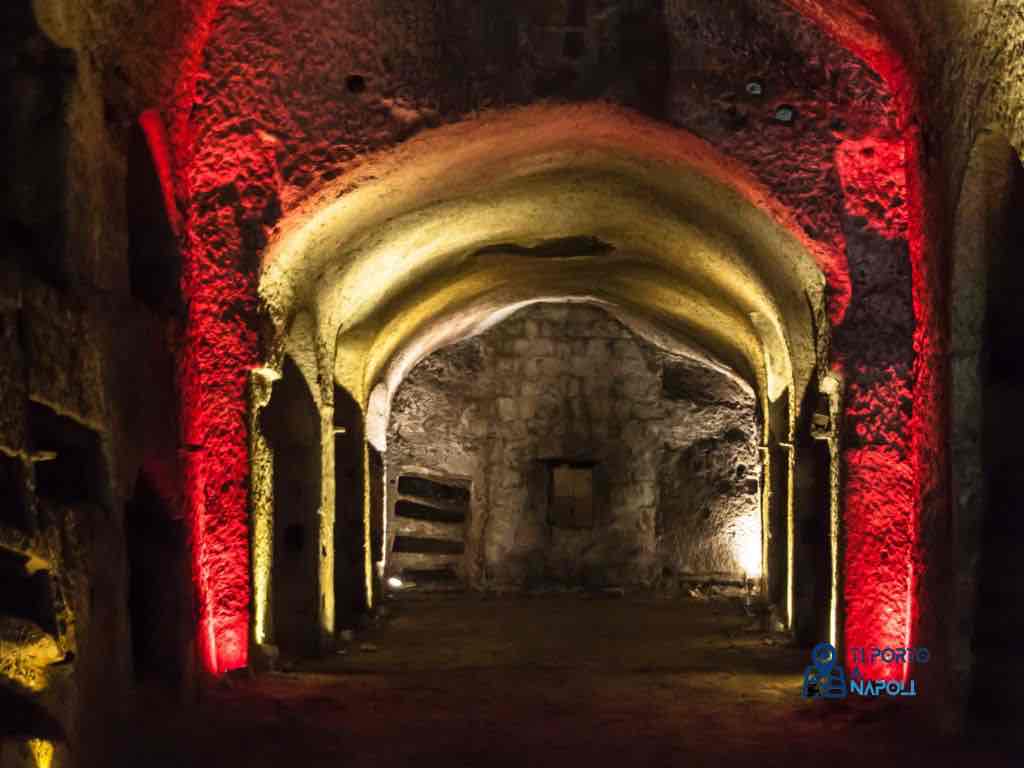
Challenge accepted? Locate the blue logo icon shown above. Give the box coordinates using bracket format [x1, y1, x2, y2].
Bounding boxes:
[802, 642, 848, 699]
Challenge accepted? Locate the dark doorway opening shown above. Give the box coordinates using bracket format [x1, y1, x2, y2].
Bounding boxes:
[262, 357, 321, 657]
[793, 386, 832, 647]
[125, 471, 187, 687]
[334, 385, 367, 629]
[0, 452, 29, 531]
[29, 402, 104, 506]
[126, 121, 180, 314]
[971, 153, 1024, 726]
[368, 445, 385, 597]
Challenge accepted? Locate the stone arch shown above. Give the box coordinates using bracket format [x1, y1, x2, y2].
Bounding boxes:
[151, 1, 935, 679]
[255, 105, 835, 641]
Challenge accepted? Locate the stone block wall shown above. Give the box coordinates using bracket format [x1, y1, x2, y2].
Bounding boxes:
[387, 304, 760, 591]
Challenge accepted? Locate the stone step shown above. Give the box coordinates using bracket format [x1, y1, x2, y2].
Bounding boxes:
[394, 496, 467, 523]
[389, 551, 462, 571]
[395, 475, 470, 508]
[397, 565, 462, 590]
[392, 536, 464, 556]
[392, 517, 465, 540]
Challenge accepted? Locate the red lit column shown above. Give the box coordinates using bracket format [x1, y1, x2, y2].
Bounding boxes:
[179, 134, 280, 674]
[834, 134, 927, 682]
[783, 0, 938, 686]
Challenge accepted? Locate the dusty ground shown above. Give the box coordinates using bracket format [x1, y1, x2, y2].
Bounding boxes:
[117, 594, 1017, 767]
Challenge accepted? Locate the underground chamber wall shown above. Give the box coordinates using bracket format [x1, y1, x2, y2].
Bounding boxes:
[381, 303, 765, 593]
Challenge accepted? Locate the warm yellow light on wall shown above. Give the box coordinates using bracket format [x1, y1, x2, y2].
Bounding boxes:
[819, 372, 843, 650]
[28, 739, 54, 768]
[249, 367, 279, 646]
[256, 104, 829, 652]
[735, 512, 763, 579]
[784, 440, 795, 630]
[0, 618, 62, 692]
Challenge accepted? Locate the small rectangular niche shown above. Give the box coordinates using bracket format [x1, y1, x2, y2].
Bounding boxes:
[0, 547, 57, 634]
[0, 453, 29, 530]
[542, 459, 601, 530]
[29, 402, 104, 506]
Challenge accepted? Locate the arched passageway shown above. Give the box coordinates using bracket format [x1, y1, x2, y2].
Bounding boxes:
[247, 105, 831, 663]
[155, 0, 935, 695]
[11, 0, 1024, 764]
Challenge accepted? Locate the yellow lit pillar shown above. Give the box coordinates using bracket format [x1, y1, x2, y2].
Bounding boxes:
[758, 441, 771, 598]
[363, 440, 374, 610]
[760, 389, 795, 628]
[815, 372, 844, 650]
[248, 367, 279, 647]
[319, 403, 336, 646]
[783, 438, 795, 629]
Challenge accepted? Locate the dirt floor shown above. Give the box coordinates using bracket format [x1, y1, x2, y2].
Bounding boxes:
[117, 593, 1018, 767]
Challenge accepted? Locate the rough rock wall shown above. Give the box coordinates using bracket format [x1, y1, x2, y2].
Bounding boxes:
[22, 0, 947, 699]
[787, 0, 1024, 719]
[14, 0, 1024, 737]
[1, 4, 186, 765]
[387, 304, 759, 590]
[24, 0, 963, 709]
[147, 0, 924, 679]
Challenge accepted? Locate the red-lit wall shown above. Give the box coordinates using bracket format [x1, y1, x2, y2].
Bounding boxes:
[156, 0, 937, 680]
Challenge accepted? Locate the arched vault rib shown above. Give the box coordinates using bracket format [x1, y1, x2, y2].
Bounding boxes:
[359, 287, 757, 454]
[345, 255, 762, 414]
[260, 104, 829, 416]
[328, 220, 773, 403]
[256, 103, 833, 637]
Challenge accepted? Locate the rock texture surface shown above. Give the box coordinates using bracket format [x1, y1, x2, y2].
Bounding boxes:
[6, 0, 1024, 755]
[157, 0, 924, 681]
[387, 305, 760, 590]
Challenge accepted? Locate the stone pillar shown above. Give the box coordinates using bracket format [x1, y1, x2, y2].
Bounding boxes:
[319, 403, 336, 649]
[248, 367, 278, 651]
